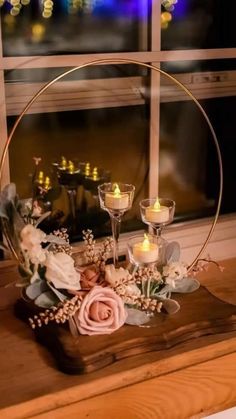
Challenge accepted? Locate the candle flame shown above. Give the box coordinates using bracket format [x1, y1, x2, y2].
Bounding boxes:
[44, 176, 51, 190]
[85, 162, 90, 176]
[68, 160, 74, 174]
[92, 167, 98, 180]
[38, 171, 44, 184]
[142, 233, 150, 251]
[154, 198, 161, 210]
[61, 156, 67, 169]
[113, 183, 121, 197]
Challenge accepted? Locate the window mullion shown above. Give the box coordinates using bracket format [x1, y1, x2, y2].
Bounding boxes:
[0, 19, 10, 188]
[149, 0, 161, 198]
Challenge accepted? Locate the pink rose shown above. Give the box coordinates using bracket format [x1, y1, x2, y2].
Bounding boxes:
[74, 286, 127, 335]
[80, 268, 100, 290]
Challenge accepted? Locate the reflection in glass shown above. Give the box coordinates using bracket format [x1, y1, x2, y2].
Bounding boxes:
[161, 0, 236, 50]
[8, 106, 149, 241]
[1, 0, 150, 56]
[159, 95, 236, 221]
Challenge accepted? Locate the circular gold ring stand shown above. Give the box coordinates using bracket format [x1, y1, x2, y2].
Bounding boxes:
[0, 58, 223, 271]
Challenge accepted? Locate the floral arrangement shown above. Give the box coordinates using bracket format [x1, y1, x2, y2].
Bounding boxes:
[0, 183, 205, 336]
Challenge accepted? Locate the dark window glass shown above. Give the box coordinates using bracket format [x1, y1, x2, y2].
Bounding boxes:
[8, 105, 149, 241]
[159, 96, 236, 221]
[161, 0, 236, 50]
[1, 0, 150, 56]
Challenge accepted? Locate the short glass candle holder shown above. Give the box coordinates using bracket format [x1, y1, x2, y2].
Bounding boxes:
[127, 233, 160, 267]
[98, 182, 135, 266]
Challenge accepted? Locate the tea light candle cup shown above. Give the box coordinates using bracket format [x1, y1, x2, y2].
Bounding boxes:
[105, 184, 129, 211]
[99, 182, 134, 215]
[140, 198, 175, 229]
[128, 233, 159, 266]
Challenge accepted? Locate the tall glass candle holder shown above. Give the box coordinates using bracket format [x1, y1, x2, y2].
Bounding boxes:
[140, 198, 175, 263]
[98, 182, 135, 266]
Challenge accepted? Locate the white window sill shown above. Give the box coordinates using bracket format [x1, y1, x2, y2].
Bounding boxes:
[71, 213, 236, 266]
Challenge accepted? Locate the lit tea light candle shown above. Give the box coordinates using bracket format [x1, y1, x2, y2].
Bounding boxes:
[37, 171, 44, 185]
[105, 183, 129, 210]
[44, 176, 51, 191]
[92, 167, 99, 181]
[60, 156, 67, 170]
[145, 198, 169, 223]
[85, 162, 90, 177]
[133, 234, 159, 264]
[68, 160, 74, 174]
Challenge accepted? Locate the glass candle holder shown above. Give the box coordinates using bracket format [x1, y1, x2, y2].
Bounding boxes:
[98, 182, 135, 266]
[140, 198, 175, 265]
[127, 233, 159, 267]
[140, 198, 175, 235]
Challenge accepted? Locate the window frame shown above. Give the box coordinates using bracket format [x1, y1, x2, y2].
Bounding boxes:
[1, 7, 236, 260]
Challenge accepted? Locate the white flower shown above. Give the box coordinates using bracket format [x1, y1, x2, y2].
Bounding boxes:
[162, 261, 188, 282]
[20, 224, 46, 264]
[104, 265, 132, 287]
[44, 252, 81, 290]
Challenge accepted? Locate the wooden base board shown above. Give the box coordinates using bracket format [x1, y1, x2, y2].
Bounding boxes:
[14, 286, 236, 375]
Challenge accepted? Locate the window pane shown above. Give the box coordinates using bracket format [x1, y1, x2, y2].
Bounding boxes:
[159, 70, 236, 220]
[6, 65, 150, 242]
[161, 0, 236, 50]
[159, 60, 236, 219]
[1, 0, 150, 56]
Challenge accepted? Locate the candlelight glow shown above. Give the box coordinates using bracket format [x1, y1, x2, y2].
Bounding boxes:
[154, 198, 161, 211]
[142, 233, 150, 251]
[38, 171, 44, 185]
[85, 162, 90, 177]
[44, 176, 51, 190]
[113, 183, 121, 197]
[60, 156, 67, 170]
[92, 167, 98, 181]
[68, 160, 74, 174]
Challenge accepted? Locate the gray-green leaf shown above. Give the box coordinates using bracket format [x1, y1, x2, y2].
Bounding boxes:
[161, 298, 180, 314]
[125, 308, 150, 326]
[165, 241, 181, 263]
[47, 282, 67, 301]
[25, 280, 49, 300]
[172, 277, 200, 293]
[35, 211, 51, 227]
[34, 290, 59, 308]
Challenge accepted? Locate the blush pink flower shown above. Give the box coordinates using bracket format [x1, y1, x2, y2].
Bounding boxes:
[80, 268, 100, 290]
[74, 286, 127, 335]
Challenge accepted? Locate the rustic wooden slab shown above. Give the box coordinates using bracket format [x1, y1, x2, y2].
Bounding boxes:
[14, 286, 236, 375]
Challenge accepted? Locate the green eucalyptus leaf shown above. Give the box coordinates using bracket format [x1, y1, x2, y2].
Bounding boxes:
[35, 211, 51, 227]
[34, 290, 59, 308]
[165, 241, 181, 264]
[161, 298, 180, 314]
[5, 183, 16, 202]
[47, 282, 68, 301]
[125, 308, 150, 326]
[172, 277, 200, 293]
[153, 284, 170, 298]
[25, 280, 49, 300]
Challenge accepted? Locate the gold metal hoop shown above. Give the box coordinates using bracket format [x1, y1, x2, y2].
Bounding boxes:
[0, 58, 223, 271]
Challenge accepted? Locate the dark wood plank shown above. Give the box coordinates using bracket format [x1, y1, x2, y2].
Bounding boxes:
[14, 285, 236, 375]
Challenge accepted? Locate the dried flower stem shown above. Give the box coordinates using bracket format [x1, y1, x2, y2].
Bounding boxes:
[28, 295, 82, 329]
[82, 229, 113, 272]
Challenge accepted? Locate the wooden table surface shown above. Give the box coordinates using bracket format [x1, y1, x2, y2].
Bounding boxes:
[1, 259, 236, 419]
